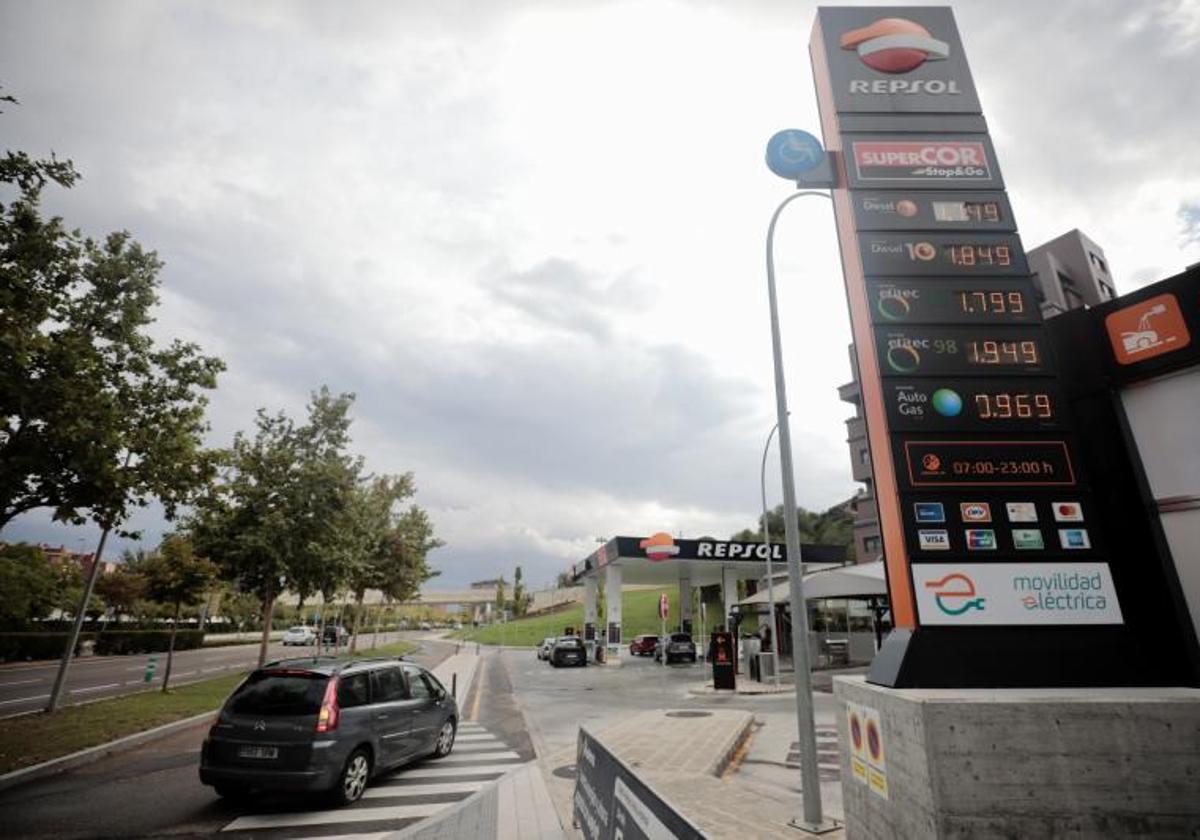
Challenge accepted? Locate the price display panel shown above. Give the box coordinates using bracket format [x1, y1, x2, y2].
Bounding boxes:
[867, 278, 1041, 325]
[885, 378, 1064, 432]
[859, 232, 1028, 277]
[896, 439, 1077, 489]
[852, 191, 1015, 232]
[876, 325, 1052, 377]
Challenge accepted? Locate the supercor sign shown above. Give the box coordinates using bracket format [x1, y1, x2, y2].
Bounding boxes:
[846, 137, 1003, 189]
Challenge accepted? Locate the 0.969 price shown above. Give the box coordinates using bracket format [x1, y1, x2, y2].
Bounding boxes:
[975, 392, 1053, 420]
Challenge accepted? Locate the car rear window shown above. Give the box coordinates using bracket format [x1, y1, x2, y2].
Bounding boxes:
[671, 634, 692, 643]
[228, 671, 328, 716]
[558, 638, 583, 649]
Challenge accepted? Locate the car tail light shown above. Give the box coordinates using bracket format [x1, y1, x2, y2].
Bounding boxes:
[316, 677, 340, 733]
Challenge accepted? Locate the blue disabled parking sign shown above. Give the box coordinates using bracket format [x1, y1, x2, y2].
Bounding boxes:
[765, 129, 825, 179]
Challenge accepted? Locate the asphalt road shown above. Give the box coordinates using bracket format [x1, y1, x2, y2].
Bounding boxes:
[0, 632, 411, 719]
[0, 637, 538, 839]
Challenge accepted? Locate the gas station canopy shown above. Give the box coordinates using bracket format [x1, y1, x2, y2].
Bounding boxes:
[569, 535, 847, 588]
[737, 560, 887, 607]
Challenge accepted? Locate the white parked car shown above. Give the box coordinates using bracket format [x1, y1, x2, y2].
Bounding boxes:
[282, 626, 316, 646]
[538, 637, 557, 660]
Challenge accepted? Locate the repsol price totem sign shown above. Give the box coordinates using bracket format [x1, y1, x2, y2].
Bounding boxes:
[810, 8, 1185, 687]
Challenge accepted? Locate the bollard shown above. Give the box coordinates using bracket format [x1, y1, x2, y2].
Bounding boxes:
[452, 672, 458, 701]
[456, 643, 461, 655]
[143, 655, 158, 684]
[476, 642, 480, 655]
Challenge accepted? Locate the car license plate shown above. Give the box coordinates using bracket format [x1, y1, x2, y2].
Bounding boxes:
[238, 745, 278, 760]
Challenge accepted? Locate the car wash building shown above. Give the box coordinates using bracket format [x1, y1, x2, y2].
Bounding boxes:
[568, 533, 845, 664]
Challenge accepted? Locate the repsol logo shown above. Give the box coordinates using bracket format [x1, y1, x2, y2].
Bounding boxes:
[696, 542, 784, 560]
[849, 79, 963, 95]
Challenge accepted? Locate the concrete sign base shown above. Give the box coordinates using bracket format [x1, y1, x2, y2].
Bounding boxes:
[834, 675, 1200, 838]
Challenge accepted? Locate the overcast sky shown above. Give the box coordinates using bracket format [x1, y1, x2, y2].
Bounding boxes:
[3, 0, 1198, 588]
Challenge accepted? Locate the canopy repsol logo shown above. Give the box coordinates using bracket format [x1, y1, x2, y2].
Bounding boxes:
[696, 542, 783, 560]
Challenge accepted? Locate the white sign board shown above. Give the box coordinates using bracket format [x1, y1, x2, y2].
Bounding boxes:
[912, 563, 1124, 625]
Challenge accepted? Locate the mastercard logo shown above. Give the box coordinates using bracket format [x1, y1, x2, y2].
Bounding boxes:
[639, 532, 679, 561]
[840, 18, 950, 74]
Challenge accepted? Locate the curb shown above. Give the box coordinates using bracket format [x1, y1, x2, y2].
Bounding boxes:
[711, 713, 757, 778]
[0, 708, 217, 793]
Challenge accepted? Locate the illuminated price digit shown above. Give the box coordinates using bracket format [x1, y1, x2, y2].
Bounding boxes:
[1015, 394, 1032, 418]
[1008, 291, 1024, 313]
[1035, 394, 1052, 417]
[1020, 340, 1039, 364]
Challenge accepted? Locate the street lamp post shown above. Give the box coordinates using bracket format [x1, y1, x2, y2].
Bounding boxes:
[765, 186, 836, 834]
[760, 419, 785, 689]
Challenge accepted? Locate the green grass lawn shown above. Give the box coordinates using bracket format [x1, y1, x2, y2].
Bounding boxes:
[0, 640, 418, 776]
[451, 588, 726, 647]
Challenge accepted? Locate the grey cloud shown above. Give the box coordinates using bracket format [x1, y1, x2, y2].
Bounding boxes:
[484, 258, 649, 341]
[1180, 202, 1200, 246]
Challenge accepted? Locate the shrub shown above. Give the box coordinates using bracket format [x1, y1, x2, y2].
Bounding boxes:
[0, 632, 95, 662]
[93, 630, 206, 656]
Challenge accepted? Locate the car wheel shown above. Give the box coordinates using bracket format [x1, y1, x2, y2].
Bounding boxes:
[432, 719, 457, 758]
[330, 748, 371, 806]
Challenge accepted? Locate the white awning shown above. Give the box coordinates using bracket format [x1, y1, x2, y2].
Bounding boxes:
[737, 560, 887, 606]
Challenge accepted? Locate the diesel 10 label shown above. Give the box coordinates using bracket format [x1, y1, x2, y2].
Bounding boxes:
[859, 232, 1029, 277]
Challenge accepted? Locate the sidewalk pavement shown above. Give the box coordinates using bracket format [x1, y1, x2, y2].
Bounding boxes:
[541, 708, 847, 839]
[391, 649, 566, 840]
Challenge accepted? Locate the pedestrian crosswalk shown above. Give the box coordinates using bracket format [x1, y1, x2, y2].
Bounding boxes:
[219, 721, 526, 838]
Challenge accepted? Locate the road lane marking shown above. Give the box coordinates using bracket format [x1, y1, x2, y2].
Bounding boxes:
[223, 801, 454, 830]
[0, 678, 43, 687]
[0, 693, 50, 705]
[431, 751, 522, 764]
[397, 763, 514, 779]
[71, 682, 120, 693]
[362, 780, 485, 798]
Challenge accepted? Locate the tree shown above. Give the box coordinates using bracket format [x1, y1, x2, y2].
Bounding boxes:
[190, 388, 362, 666]
[2, 138, 225, 711]
[343, 474, 411, 655]
[93, 558, 147, 625]
[0, 543, 59, 627]
[494, 579, 507, 620]
[512, 566, 531, 618]
[731, 502, 855, 557]
[0, 150, 225, 535]
[140, 534, 217, 692]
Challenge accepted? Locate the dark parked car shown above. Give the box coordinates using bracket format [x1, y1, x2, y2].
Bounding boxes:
[199, 657, 457, 805]
[629, 634, 658, 657]
[322, 625, 350, 646]
[550, 636, 587, 667]
[655, 633, 697, 664]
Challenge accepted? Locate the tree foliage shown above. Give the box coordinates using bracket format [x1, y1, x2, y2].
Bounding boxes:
[0, 146, 224, 535]
[190, 387, 441, 664]
[731, 502, 856, 557]
[0, 542, 61, 627]
[139, 534, 217, 690]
